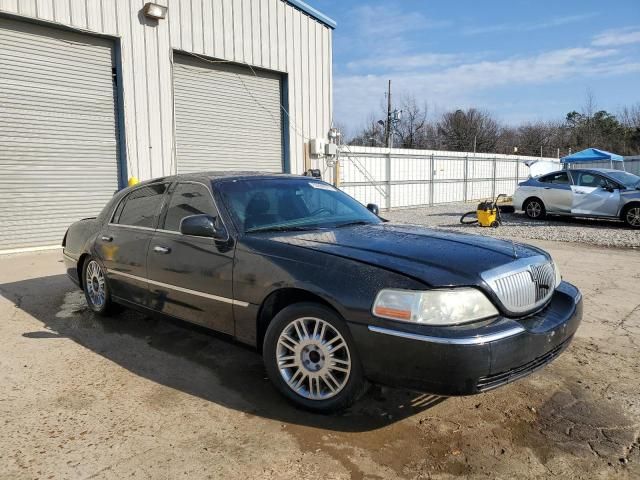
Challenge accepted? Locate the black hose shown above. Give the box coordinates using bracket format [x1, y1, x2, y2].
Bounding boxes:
[460, 211, 479, 224]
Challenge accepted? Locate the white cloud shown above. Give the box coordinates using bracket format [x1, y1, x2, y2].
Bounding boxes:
[592, 28, 640, 46]
[464, 13, 597, 35]
[352, 4, 450, 38]
[334, 47, 640, 128]
[346, 53, 461, 71]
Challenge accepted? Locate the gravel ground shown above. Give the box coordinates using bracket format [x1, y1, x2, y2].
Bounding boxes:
[385, 202, 640, 249]
[1, 248, 639, 479]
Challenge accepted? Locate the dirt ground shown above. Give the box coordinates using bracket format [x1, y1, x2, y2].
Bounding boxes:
[1, 239, 639, 480]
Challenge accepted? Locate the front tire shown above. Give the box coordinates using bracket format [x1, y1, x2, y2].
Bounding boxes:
[524, 198, 546, 220]
[623, 204, 640, 229]
[82, 256, 115, 315]
[263, 302, 366, 413]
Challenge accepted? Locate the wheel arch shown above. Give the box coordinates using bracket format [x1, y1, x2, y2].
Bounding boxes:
[77, 253, 91, 289]
[523, 195, 545, 207]
[256, 288, 342, 353]
[621, 201, 640, 221]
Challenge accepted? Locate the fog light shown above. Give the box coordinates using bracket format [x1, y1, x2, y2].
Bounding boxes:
[143, 2, 167, 20]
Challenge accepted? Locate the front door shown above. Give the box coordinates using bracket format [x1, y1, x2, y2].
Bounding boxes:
[146, 182, 235, 334]
[97, 183, 169, 306]
[570, 171, 621, 217]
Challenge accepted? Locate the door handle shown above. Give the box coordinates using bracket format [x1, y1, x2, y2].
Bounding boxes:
[101, 235, 113, 242]
[543, 187, 551, 189]
[575, 191, 586, 195]
[153, 245, 171, 254]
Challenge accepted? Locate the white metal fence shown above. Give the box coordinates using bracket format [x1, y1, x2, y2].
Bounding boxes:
[338, 146, 560, 209]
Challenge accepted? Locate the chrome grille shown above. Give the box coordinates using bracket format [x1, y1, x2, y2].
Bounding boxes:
[481, 256, 556, 315]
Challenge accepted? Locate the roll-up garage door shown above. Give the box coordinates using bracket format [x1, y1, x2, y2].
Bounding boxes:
[173, 54, 283, 173]
[0, 17, 120, 252]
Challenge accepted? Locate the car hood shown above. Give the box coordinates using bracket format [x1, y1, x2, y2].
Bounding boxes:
[261, 223, 546, 287]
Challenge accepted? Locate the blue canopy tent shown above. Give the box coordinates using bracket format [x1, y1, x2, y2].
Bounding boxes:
[561, 148, 625, 169]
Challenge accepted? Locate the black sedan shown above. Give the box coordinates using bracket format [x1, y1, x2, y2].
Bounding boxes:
[63, 172, 582, 412]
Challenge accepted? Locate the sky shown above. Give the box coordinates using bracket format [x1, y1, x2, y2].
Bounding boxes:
[309, 0, 640, 134]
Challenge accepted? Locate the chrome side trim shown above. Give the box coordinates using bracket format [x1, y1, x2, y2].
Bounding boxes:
[367, 325, 525, 345]
[106, 269, 249, 307]
[107, 224, 156, 232]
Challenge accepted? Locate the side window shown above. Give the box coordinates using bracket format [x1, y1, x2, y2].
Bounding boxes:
[577, 173, 607, 188]
[114, 183, 168, 228]
[540, 172, 569, 184]
[163, 183, 216, 232]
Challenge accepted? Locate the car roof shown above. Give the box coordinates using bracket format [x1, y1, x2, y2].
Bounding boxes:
[537, 167, 623, 177]
[576, 168, 621, 173]
[134, 171, 307, 187]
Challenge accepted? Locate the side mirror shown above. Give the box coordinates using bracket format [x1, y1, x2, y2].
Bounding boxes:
[366, 203, 379, 215]
[180, 214, 227, 240]
[602, 185, 615, 193]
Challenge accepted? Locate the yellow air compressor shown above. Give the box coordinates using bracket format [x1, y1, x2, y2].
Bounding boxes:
[460, 194, 508, 228]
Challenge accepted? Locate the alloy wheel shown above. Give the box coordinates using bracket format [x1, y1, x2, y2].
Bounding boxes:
[85, 260, 106, 308]
[276, 316, 351, 400]
[526, 201, 542, 218]
[626, 207, 640, 227]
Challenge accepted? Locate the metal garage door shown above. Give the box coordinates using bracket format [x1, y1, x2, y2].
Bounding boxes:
[173, 54, 283, 173]
[0, 17, 120, 252]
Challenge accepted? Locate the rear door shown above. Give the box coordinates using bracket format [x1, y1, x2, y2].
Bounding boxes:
[98, 183, 169, 306]
[538, 172, 573, 213]
[570, 171, 621, 217]
[146, 181, 235, 334]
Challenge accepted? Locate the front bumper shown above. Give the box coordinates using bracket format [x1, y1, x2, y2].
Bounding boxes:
[348, 281, 582, 395]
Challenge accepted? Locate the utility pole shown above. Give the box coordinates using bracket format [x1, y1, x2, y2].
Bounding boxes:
[385, 80, 392, 148]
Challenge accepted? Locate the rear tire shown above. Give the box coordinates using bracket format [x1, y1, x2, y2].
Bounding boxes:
[524, 198, 546, 220]
[82, 256, 115, 315]
[263, 302, 367, 413]
[622, 204, 640, 229]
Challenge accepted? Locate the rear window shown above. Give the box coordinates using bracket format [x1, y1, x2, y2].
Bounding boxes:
[540, 172, 570, 184]
[113, 183, 168, 228]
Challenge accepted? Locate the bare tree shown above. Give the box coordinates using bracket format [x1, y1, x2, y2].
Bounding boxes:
[619, 104, 640, 129]
[437, 108, 499, 152]
[348, 113, 385, 147]
[341, 86, 640, 155]
[394, 95, 428, 149]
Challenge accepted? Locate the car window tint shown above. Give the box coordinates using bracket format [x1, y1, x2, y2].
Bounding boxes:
[163, 183, 216, 232]
[540, 172, 569, 184]
[577, 173, 607, 188]
[115, 183, 168, 228]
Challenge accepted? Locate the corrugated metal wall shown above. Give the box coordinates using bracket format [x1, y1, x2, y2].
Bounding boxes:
[172, 54, 284, 173]
[0, 16, 120, 251]
[0, 0, 332, 179]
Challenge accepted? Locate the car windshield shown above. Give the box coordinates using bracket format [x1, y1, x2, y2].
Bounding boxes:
[217, 177, 382, 233]
[605, 171, 640, 188]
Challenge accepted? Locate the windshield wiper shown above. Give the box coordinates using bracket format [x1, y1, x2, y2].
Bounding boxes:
[245, 225, 317, 234]
[333, 220, 372, 228]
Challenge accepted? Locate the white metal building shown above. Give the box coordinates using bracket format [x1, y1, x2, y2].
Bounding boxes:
[0, 0, 335, 253]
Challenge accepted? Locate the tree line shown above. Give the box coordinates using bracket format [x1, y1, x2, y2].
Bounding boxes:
[346, 93, 640, 157]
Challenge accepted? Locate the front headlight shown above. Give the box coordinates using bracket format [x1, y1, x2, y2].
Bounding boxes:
[372, 288, 499, 326]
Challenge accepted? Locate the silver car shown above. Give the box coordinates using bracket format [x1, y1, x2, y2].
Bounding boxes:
[513, 168, 640, 228]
